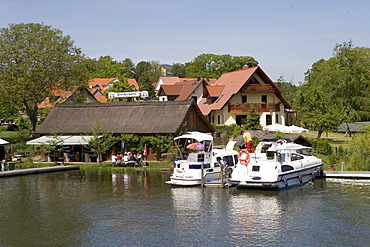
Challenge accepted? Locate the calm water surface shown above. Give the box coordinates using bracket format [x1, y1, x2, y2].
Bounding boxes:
[0, 169, 370, 247]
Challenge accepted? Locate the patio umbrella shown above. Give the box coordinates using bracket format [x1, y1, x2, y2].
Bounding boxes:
[287, 125, 309, 133]
[186, 143, 204, 150]
[143, 144, 148, 156]
[263, 123, 290, 133]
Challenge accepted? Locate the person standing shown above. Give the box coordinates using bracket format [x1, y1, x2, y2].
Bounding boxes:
[243, 132, 254, 153]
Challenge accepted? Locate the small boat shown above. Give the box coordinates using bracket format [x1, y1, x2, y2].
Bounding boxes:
[166, 132, 238, 186]
[230, 139, 323, 189]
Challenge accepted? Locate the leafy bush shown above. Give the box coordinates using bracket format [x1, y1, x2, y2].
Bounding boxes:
[6, 124, 19, 131]
[309, 138, 331, 155]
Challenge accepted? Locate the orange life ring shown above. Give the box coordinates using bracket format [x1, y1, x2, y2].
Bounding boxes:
[238, 149, 250, 166]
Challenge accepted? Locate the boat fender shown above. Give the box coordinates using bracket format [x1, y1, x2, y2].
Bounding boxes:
[298, 175, 303, 183]
[311, 172, 315, 181]
[238, 149, 250, 166]
[283, 178, 288, 187]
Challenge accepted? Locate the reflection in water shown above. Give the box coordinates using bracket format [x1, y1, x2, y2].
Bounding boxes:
[1, 170, 370, 246]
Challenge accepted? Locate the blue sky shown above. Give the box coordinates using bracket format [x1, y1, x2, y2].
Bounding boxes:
[1, 0, 369, 84]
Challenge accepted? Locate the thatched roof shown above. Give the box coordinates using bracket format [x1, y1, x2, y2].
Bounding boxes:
[35, 99, 214, 135]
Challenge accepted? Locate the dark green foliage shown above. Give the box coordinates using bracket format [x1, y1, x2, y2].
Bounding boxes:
[0, 23, 88, 136]
[296, 41, 370, 138]
[218, 124, 242, 139]
[119, 134, 174, 161]
[244, 106, 261, 130]
[170, 63, 186, 77]
[84, 56, 127, 78]
[6, 125, 19, 131]
[84, 120, 117, 165]
[309, 137, 331, 155]
[185, 53, 258, 79]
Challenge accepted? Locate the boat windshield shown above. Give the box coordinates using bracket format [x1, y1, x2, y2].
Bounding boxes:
[296, 148, 313, 156]
[175, 138, 213, 159]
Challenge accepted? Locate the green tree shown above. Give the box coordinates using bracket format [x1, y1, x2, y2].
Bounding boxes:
[170, 63, 186, 77]
[245, 106, 261, 130]
[346, 126, 370, 171]
[43, 132, 66, 165]
[84, 120, 117, 166]
[295, 41, 370, 138]
[185, 53, 258, 79]
[0, 23, 88, 136]
[121, 58, 135, 78]
[84, 55, 127, 78]
[147, 135, 174, 161]
[103, 76, 136, 102]
[275, 76, 297, 106]
[134, 61, 160, 100]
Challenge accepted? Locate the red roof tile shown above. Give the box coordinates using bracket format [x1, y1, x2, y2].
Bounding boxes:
[198, 66, 291, 115]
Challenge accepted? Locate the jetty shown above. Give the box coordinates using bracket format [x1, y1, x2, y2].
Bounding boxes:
[318, 171, 370, 179]
[0, 165, 79, 178]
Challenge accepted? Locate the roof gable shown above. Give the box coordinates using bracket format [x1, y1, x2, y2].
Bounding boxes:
[198, 66, 292, 115]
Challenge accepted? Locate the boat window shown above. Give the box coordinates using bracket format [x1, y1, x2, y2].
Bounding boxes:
[277, 153, 286, 163]
[296, 148, 313, 156]
[267, 151, 275, 160]
[224, 155, 234, 166]
[252, 166, 260, 171]
[291, 153, 304, 161]
[282, 165, 294, 172]
[189, 163, 211, 169]
[261, 144, 272, 153]
[198, 153, 205, 162]
[233, 155, 238, 165]
[204, 140, 212, 152]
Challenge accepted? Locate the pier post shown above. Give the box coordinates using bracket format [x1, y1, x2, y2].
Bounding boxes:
[221, 164, 224, 187]
[201, 163, 204, 187]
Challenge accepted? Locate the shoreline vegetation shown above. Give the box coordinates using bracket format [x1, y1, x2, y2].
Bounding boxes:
[1, 129, 353, 172]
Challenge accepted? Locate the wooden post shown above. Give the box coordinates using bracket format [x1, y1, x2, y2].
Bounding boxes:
[201, 163, 204, 187]
[221, 164, 224, 187]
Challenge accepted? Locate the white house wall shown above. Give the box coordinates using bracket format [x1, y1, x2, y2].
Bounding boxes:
[209, 92, 286, 127]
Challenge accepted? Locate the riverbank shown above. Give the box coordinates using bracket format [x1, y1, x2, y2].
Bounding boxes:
[6, 160, 173, 170]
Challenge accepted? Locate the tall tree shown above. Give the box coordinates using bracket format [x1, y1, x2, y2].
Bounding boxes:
[275, 76, 297, 106]
[170, 63, 186, 77]
[103, 76, 136, 102]
[134, 61, 161, 99]
[121, 58, 135, 78]
[185, 53, 258, 79]
[84, 120, 117, 166]
[84, 55, 127, 78]
[295, 41, 370, 138]
[0, 23, 88, 136]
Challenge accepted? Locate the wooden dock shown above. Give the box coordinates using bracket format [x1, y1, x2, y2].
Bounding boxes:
[0, 165, 80, 178]
[318, 171, 370, 179]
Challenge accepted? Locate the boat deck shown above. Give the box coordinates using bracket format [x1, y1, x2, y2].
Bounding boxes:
[0, 165, 80, 178]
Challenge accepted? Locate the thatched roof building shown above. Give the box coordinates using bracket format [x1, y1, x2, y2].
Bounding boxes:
[35, 99, 214, 136]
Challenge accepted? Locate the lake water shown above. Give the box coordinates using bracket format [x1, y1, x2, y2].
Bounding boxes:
[0, 168, 370, 247]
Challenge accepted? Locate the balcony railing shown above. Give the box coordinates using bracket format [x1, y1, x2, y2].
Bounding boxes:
[228, 103, 281, 113]
[241, 84, 275, 93]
